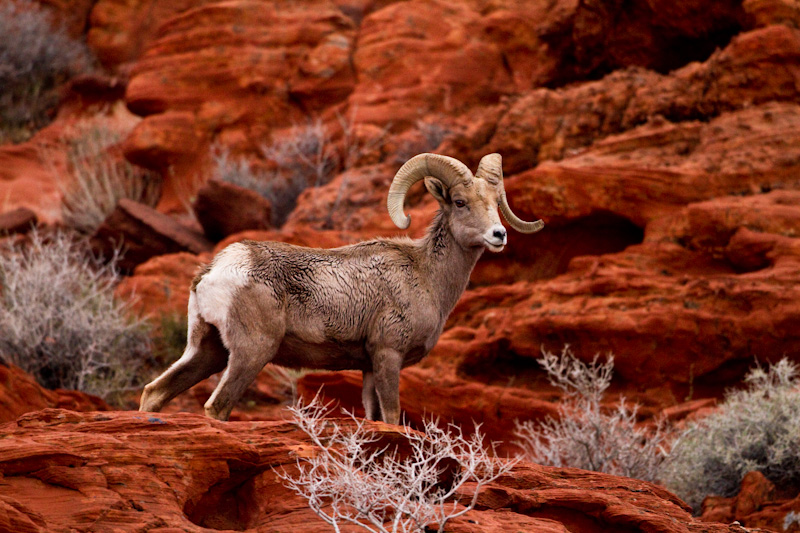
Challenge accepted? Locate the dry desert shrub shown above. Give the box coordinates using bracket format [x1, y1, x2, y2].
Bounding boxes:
[279, 396, 517, 533]
[49, 121, 161, 234]
[661, 358, 800, 511]
[214, 119, 338, 227]
[0, 1, 93, 143]
[515, 346, 670, 483]
[215, 112, 389, 227]
[0, 230, 151, 404]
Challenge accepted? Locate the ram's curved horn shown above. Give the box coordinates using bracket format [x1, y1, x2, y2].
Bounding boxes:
[474, 153, 502, 185]
[387, 153, 472, 229]
[476, 153, 544, 234]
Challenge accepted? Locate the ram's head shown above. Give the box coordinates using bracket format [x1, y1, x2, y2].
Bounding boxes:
[387, 153, 544, 252]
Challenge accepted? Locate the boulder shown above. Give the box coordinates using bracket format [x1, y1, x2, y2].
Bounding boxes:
[700, 470, 787, 530]
[91, 199, 212, 272]
[733, 471, 776, 520]
[192, 179, 273, 241]
[0, 363, 57, 423]
[0, 363, 108, 423]
[0, 207, 37, 236]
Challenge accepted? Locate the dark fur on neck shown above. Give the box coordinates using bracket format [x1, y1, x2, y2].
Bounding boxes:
[418, 209, 483, 317]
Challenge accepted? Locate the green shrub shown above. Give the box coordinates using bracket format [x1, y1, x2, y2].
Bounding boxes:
[661, 358, 800, 511]
[0, 1, 93, 143]
[0, 230, 151, 405]
[515, 347, 670, 483]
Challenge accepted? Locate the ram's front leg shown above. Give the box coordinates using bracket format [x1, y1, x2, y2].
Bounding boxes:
[361, 370, 381, 421]
[372, 348, 403, 425]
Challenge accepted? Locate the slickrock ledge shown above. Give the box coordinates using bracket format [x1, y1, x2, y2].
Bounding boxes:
[0, 409, 748, 533]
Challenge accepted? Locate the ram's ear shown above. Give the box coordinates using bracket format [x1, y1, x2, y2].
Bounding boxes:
[424, 177, 449, 204]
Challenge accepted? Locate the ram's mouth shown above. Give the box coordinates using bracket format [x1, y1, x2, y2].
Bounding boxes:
[483, 239, 505, 252]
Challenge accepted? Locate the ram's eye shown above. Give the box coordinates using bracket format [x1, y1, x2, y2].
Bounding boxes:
[454, 199, 466, 208]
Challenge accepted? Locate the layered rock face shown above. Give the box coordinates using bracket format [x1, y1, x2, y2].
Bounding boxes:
[0, 409, 747, 533]
[1, 0, 800, 530]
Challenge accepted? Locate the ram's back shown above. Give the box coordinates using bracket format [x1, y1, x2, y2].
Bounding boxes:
[191, 238, 429, 371]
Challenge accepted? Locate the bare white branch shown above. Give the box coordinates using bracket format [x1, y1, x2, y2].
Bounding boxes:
[279, 396, 518, 533]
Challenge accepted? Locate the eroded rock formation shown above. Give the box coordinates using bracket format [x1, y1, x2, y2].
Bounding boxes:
[1, 0, 799, 530]
[0, 409, 748, 533]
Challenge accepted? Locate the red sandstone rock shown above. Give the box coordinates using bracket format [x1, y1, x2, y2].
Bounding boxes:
[702, 495, 736, 525]
[0, 409, 747, 533]
[192, 179, 273, 241]
[426, 233, 800, 402]
[744, 0, 800, 28]
[4, 0, 800, 520]
[0, 364, 56, 423]
[699, 470, 793, 531]
[739, 493, 800, 532]
[0, 104, 156, 225]
[0, 364, 108, 423]
[36, 0, 96, 39]
[734, 471, 776, 520]
[285, 163, 438, 238]
[91, 199, 212, 272]
[121, 1, 356, 149]
[485, 25, 800, 173]
[87, 0, 204, 68]
[485, 102, 800, 283]
[347, 0, 512, 128]
[115, 251, 210, 317]
[0, 207, 37, 236]
[0, 139, 62, 225]
[99, 1, 788, 222]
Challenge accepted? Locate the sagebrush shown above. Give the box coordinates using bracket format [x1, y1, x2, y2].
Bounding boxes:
[280, 397, 517, 533]
[0, 1, 93, 142]
[515, 347, 670, 483]
[49, 122, 161, 234]
[0, 230, 151, 404]
[661, 358, 800, 512]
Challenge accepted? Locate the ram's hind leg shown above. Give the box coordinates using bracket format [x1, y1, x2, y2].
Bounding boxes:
[204, 286, 285, 421]
[140, 294, 229, 413]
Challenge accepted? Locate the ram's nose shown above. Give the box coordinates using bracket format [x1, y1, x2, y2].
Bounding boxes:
[483, 224, 507, 251]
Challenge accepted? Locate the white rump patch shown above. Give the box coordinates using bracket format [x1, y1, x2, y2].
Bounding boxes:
[195, 243, 251, 328]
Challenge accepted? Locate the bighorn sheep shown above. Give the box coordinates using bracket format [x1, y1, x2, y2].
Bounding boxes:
[139, 153, 543, 424]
